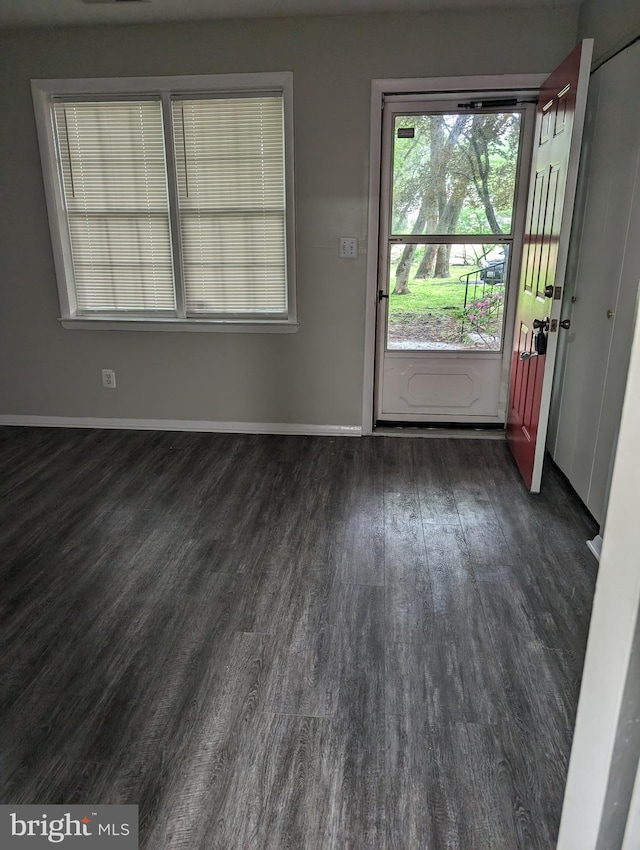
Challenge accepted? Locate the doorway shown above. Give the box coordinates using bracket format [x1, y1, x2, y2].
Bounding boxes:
[372, 90, 536, 426]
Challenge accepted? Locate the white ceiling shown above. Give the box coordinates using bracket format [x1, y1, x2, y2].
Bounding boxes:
[0, 0, 581, 29]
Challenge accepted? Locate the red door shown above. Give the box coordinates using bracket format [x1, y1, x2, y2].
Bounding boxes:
[507, 41, 593, 492]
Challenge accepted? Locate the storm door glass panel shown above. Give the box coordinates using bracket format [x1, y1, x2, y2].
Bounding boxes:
[387, 243, 510, 351]
[387, 109, 522, 351]
[391, 112, 522, 236]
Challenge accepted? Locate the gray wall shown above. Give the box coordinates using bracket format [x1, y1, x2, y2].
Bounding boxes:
[578, 0, 640, 65]
[0, 10, 578, 428]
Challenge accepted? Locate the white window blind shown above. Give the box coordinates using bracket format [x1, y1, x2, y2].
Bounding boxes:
[172, 96, 287, 315]
[53, 100, 176, 314]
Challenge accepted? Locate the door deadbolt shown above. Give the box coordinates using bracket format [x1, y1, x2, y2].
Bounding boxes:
[378, 290, 389, 302]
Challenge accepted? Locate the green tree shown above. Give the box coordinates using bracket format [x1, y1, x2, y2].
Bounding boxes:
[392, 115, 467, 294]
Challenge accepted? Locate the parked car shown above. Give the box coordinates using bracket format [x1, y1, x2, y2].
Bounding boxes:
[479, 248, 506, 284]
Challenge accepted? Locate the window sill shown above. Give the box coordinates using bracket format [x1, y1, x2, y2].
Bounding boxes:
[60, 318, 299, 334]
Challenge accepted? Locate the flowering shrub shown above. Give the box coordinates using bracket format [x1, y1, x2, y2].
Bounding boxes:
[460, 287, 504, 347]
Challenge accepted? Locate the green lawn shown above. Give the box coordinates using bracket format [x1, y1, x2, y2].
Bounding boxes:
[387, 264, 504, 349]
[388, 266, 481, 317]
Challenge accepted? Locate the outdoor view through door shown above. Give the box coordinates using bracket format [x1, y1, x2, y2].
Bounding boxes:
[388, 111, 520, 351]
[376, 98, 531, 424]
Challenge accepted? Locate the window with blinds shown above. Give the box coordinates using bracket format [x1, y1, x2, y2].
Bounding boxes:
[35, 75, 294, 327]
[173, 97, 287, 315]
[53, 100, 176, 314]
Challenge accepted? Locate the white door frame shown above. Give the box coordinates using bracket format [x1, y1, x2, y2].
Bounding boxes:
[362, 74, 546, 434]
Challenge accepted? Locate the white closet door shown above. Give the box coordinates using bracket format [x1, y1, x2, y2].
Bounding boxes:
[549, 42, 640, 524]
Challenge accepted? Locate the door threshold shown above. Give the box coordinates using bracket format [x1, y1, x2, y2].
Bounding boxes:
[373, 424, 506, 440]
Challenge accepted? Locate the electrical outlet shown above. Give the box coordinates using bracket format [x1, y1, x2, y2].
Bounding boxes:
[102, 369, 116, 389]
[339, 237, 358, 259]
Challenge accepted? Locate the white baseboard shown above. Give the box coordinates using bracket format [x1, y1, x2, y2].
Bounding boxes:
[0, 415, 362, 437]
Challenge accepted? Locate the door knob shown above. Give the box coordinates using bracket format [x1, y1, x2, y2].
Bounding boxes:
[520, 351, 539, 361]
[533, 317, 550, 331]
[559, 319, 571, 329]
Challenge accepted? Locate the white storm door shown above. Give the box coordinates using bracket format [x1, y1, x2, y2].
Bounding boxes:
[375, 97, 533, 424]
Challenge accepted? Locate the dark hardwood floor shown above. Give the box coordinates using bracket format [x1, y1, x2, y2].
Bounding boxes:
[0, 427, 599, 849]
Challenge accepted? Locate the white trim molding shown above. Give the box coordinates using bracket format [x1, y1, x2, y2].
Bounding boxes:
[0, 415, 361, 437]
[59, 319, 299, 333]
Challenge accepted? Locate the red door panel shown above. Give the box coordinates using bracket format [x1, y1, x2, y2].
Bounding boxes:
[507, 41, 593, 492]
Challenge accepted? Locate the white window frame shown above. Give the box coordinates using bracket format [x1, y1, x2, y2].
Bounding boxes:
[31, 73, 297, 333]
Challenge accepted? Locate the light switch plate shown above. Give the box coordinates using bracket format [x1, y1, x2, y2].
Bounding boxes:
[339, 237, 358, 259]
